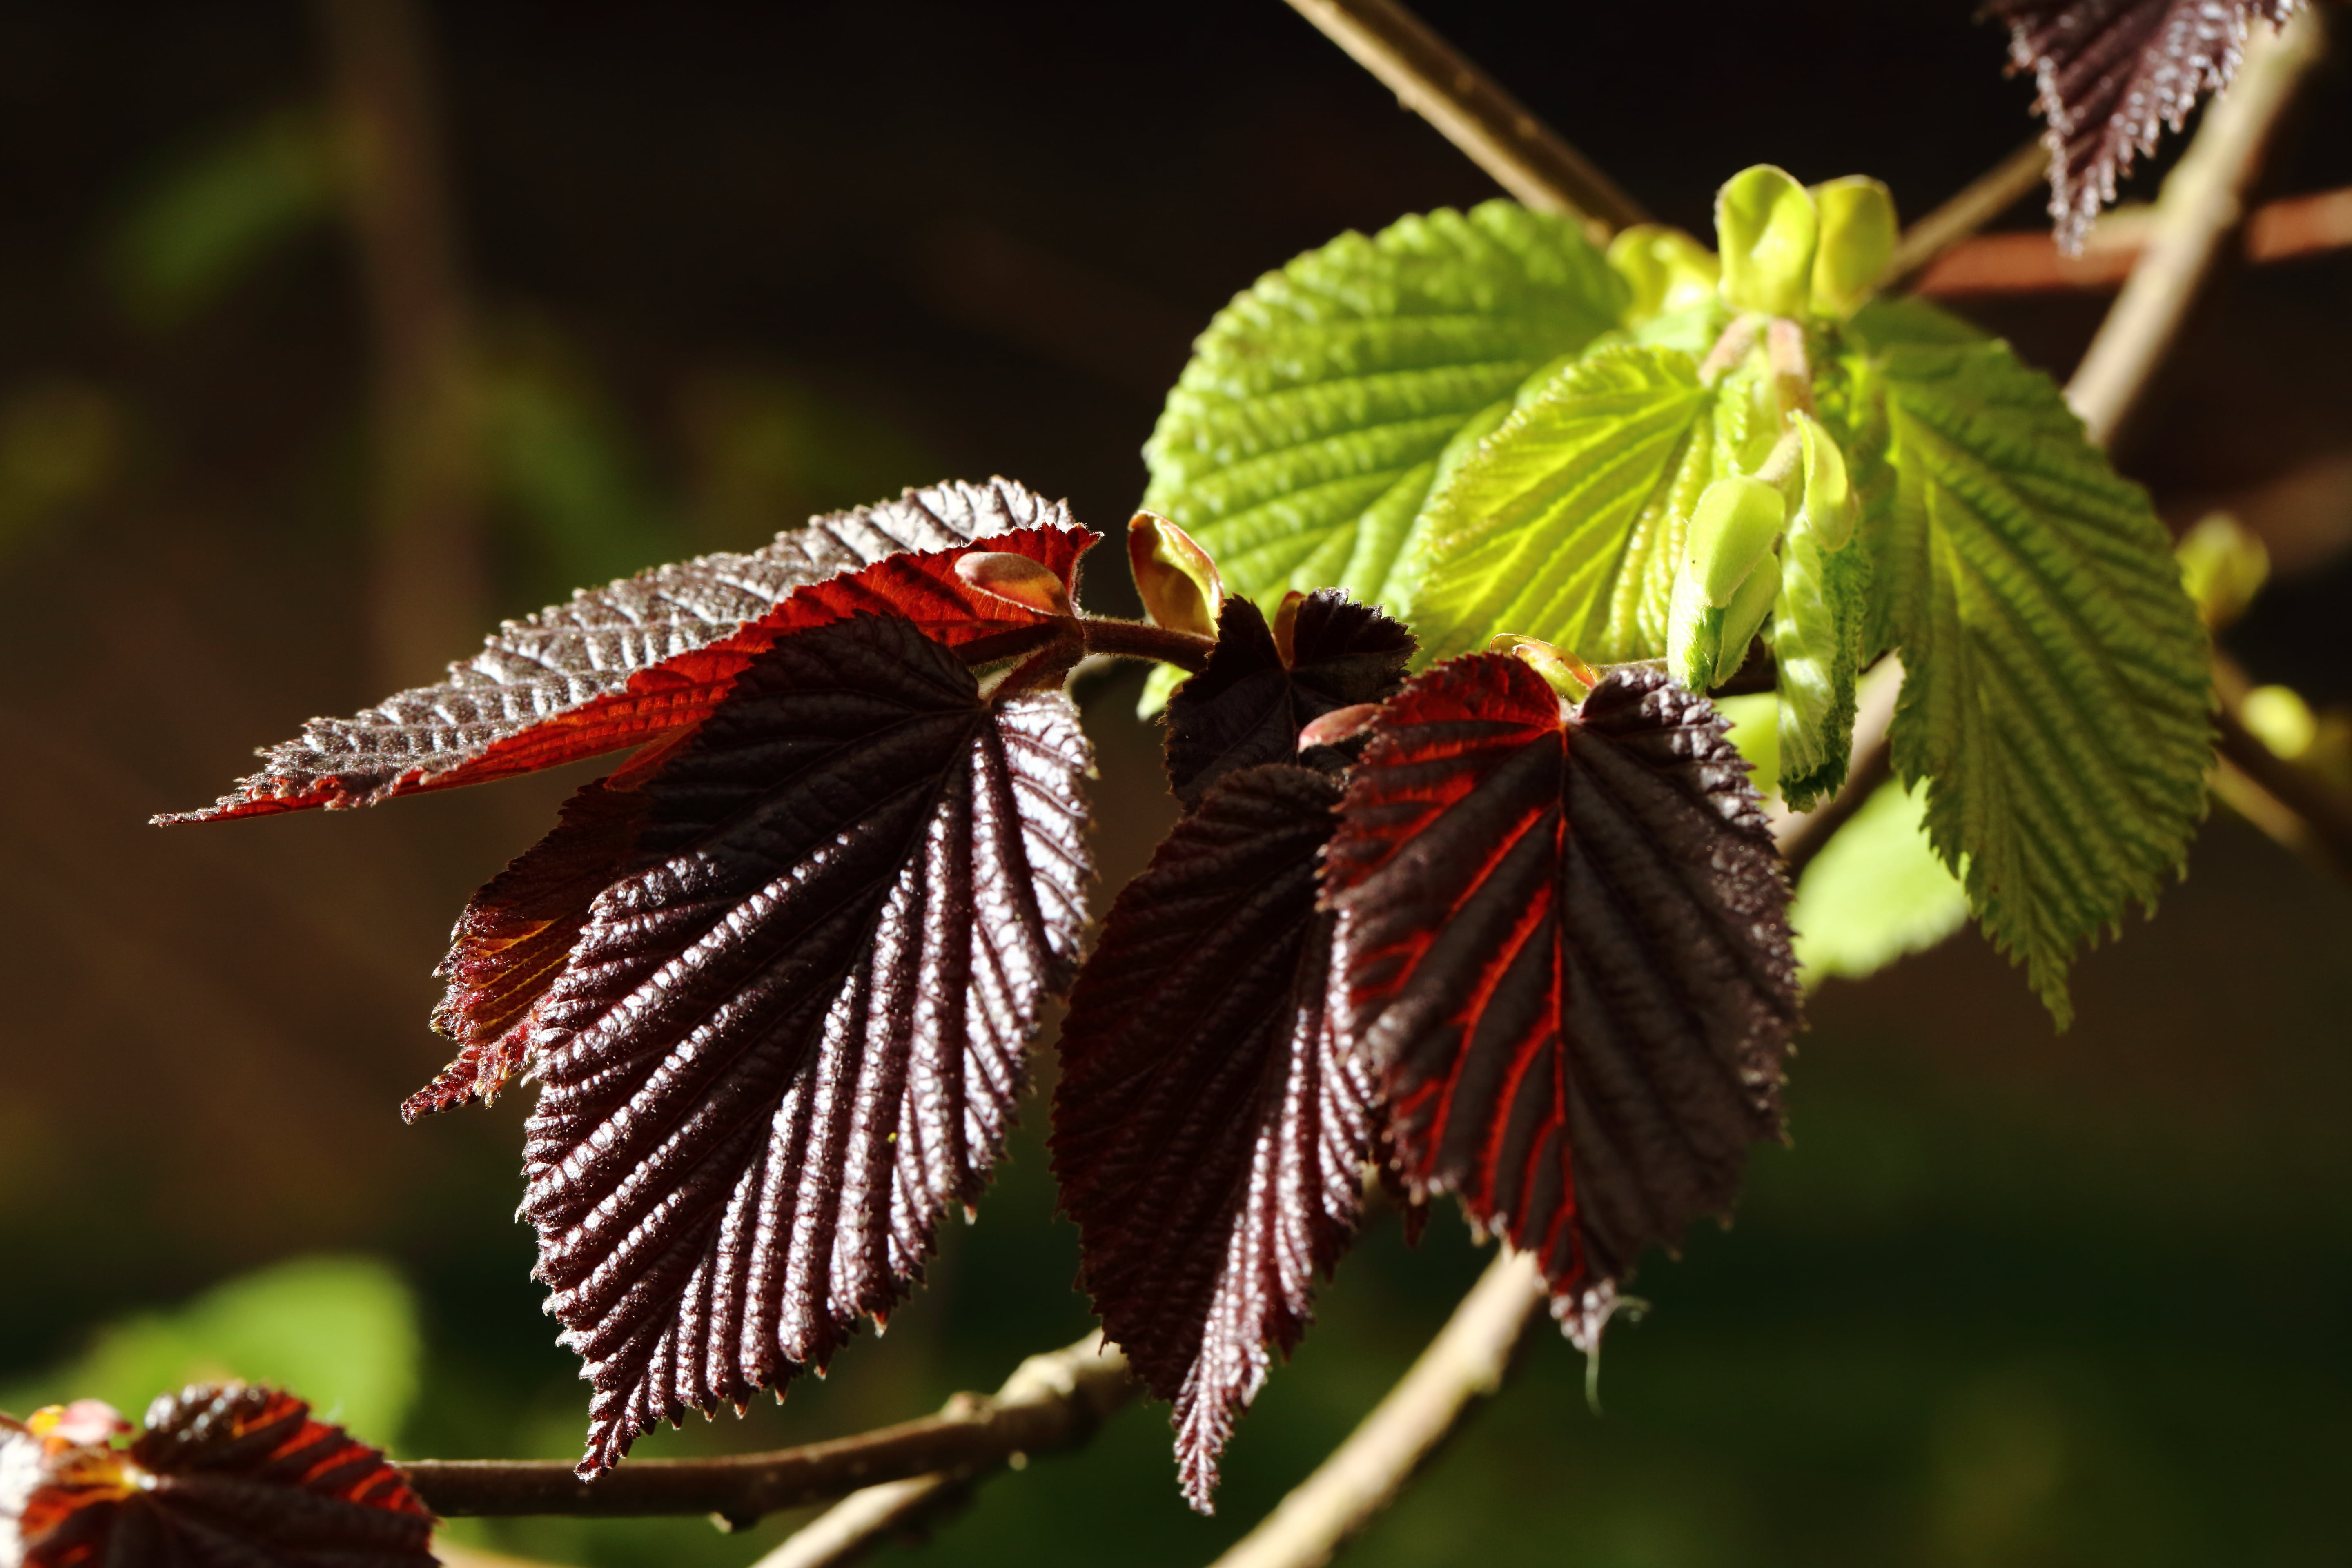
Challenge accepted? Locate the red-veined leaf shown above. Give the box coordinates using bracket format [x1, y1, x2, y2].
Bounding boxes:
[1052, 763, 1371, 1513]
[156, 478, 1094, 823]
[3, 1385, 434, 1568]
[1323, 656, 1798, 1343]
[1163, 590, 1413, 804]
[510, 613, 1093, 1473]
[1985, 0, 2306, 251]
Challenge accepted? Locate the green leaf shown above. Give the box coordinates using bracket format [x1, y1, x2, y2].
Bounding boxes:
[1773, 413, 1869, 809]
[1791, 778, 1968, 985]
[1140, 202, 1626, 617]
[0, 1256, 420, 1443]
[1716, 166, 1817, 319]
[1402, 345, 1730, 665]
[1870, 337, 2212, 1024]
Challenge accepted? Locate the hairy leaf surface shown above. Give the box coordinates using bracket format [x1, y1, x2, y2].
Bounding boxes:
[1871, 338, 2209, 1022]
[515, 614, 1092, 1473]
[1985, 0, 2306, 251]
[4, 1383, 434, 1568]
[1401, 346, 1733, 666]
[158, 479, 1093, 822]
[1053, 764, 1370, 1513]
[1325, 657, 1798, 1338]
[1163, 591, 1414, 804]
[1142, 203, 1624, 615]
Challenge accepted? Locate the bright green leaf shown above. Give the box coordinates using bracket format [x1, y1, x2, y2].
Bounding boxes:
[1791, 778, 1969, 986]
[1716, 166, 1817, 319]
[1871, 337, 2212, 1025]
[1808, 177, 1898, 320]
[1140, 202, 1626, 618]
[1403, 345, 1719, 665]
[1774, 412, 1869, 809]
[1607, 224, 1719, 326]
[0, 1256, 420, 1443]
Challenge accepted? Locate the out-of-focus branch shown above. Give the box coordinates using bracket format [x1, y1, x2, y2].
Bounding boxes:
[1884, 138, 2051, 289]
[398, 1334, 1131, 1526]
[1206, 1252, 1549, 1568]
[1914, 183, 2352, 297]
[318, 0, 487, 690]
[1280, 0, 1647, 241]
[2213, 697, 2352, 879]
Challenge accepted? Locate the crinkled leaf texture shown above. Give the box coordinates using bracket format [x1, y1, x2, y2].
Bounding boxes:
[1142, 203, 1625, 617]
[1164, 590, 1415, 804]
[157, 478, 1091, 823]
[1325, 657, 1799, 1340]
[1401, 345, 1753, 666]
[1985, 0, 2306, 252]
[516, 613, 1093, 1473]
[4, 1383, 434, 1568]
[1052, 764, 1370, 1514]
[1858, 329, 2210, 1024]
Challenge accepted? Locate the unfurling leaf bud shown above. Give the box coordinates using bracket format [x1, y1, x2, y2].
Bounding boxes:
[1686, 475, 1788, 609]
[1607, 225, 1720, 325]
[1792, 411, 1856, 551]
[1807, 177, 1897, 319]
[955, 550, 1078, 618]
[1715, 165, 1817, 319]
[1489, 633, 1599, 700]
[1127, 511, 1224, 637]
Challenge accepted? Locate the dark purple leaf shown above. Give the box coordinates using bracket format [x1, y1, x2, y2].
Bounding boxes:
[1985, 0, 2306, 251]
[514, 613, 1093, 1473]
[4, 1384, 435, 1568]
[157, 479, 1094, 823]
[1052, 764, 1371, 1513]
[1163, 590, 1413, 803]
[1323, 656, 1799, 1345]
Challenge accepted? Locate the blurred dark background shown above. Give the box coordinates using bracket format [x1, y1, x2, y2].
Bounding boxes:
[1, 3, 2346, 1564]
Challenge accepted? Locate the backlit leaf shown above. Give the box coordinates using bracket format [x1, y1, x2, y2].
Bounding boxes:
[1325, 657, 1798, 1339]
[1985, 0, 2307, 252]
[1791, 779, 1969, 987]
[4, 1383, 434, 1568]
[1163, 590, 1413, 804]
[1402, 345, 1741, 666]
[514, 613, 1093, 1472]
[1867, 336, 2210, 1023]
[158, 478, 1094, 822]
[1142, 203, 1624, 615]
[1053, 764, 1370, 1513]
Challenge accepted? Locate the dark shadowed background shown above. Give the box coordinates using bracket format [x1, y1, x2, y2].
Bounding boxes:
[1, 3, 2347, 1564]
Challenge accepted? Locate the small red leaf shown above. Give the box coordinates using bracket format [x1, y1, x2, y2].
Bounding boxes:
[1985, 0, 2305, 251]
[1053, 764, 1371, 1513]
[514, 612, 1094, 1473]
[1164, 590, 1414, 804]
[1323, 656, 1799, 1341]
[1127, 512, 1224, 638]
[157, 479, 1096, 824]
[954, 550, 1077, 619]
[4, 1383, 434, 1568]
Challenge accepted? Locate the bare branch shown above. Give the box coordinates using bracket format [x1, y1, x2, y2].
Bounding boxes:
[396, 1335, 1132, 1527]
[2213, 699, 2352, 880]
[1914, 184, 2352, 298]
[1206, 1252, 1549, 1568]
[1883, 140, 2051, 290]
[1280, 0, 1647, 241]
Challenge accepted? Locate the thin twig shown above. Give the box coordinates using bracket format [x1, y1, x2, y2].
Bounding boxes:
[397, 1334, 1132, 1526]
[1280, 0, 1647, 241]
[2212, 702, 2352, 879]
[1207, 1252, 1549, 1568]
[1883, 138, 2051, 290]
[1914, 183, 2352, 297]
[2065, 9, 2329, 449]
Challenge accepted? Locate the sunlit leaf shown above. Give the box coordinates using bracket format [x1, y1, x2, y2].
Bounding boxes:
[515, 613, 1093, 1472]
[3, 1383, 434, 1568]
[158, 479, 1094, 823]
[1791, 780, 1969, 986]
[1163, 590, 1413, 804]
[1143, 203, 1624, 615]
[1325, 656, 1799, 1341]
[1054, 764, 1370, 1513]
[1984, 0, 2307, 251]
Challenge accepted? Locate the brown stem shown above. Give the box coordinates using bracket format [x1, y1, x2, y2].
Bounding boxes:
[1913, 183, 2352, 298]
[1279, 0, 1647, 241]
[397, 1334, 1131, 1526]
[317, 0, 488, 692]
[1077, 615, 1218, 673]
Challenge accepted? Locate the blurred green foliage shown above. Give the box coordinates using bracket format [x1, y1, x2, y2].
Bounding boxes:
[108, 110, 337, 328]
[1792, 780, 1970, 989]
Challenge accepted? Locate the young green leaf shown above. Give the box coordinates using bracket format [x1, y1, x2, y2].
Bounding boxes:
[1141, 203, 1625, 615]
[1052, 764, 1370, 1514]
[1325, 657, 1800, 1341]
[1867, 336, 2210, 1023]
[1403, 345, 1724, 666]
[1807, 177, 1897, 321]
[1715, 166, 1817, 319]
[1772, 413, 1869, 808]
[1790, 779, 1969, 987]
